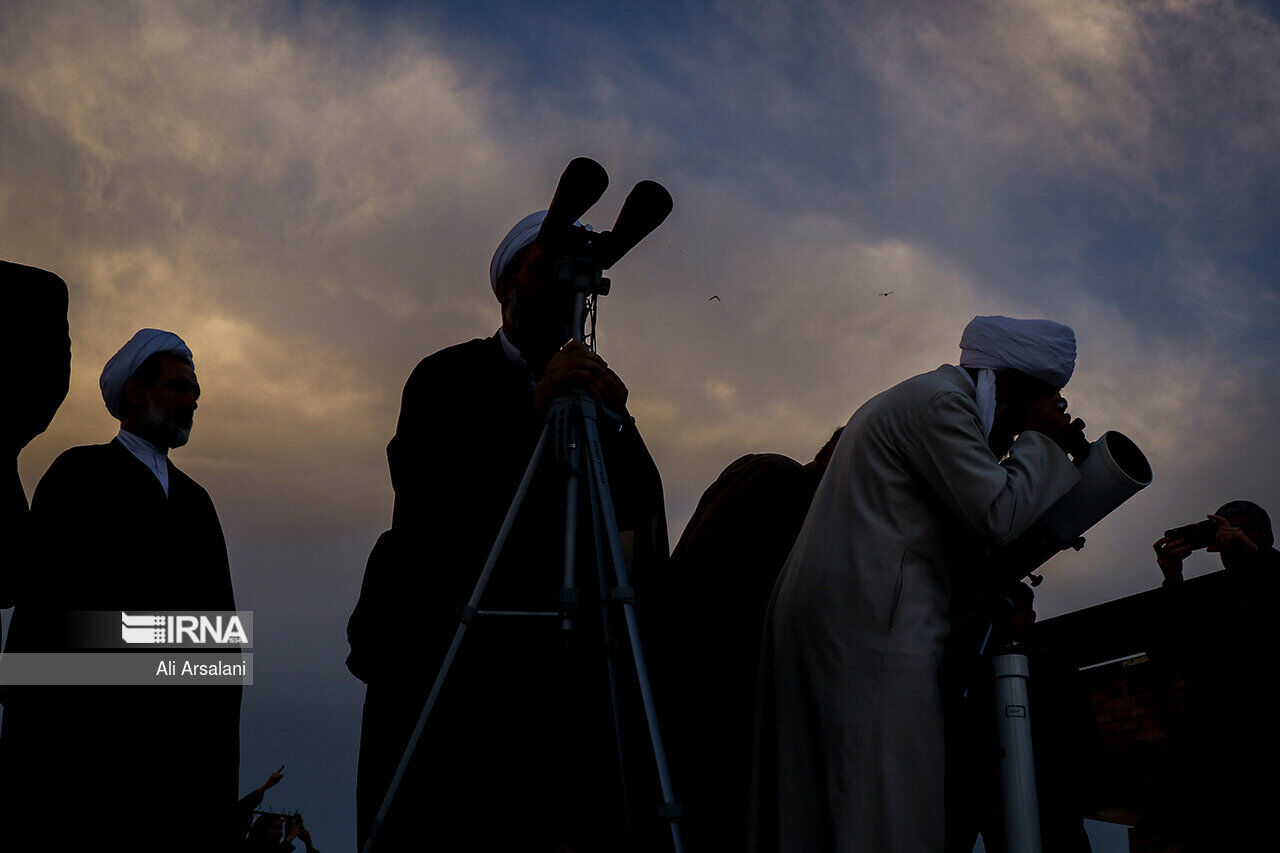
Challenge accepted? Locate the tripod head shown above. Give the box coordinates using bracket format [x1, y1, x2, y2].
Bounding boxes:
[535, 158, 673, 349]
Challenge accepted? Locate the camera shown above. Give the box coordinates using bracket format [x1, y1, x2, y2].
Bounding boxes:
[1163, 518, 1218, 551]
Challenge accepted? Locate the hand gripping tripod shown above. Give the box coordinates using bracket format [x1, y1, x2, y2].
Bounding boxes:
[363, 160, 684, 853]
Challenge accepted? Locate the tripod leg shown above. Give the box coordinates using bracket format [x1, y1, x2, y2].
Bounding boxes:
[362, 425, 552, 853]
[579, 403, 685, 853]
[560, 417, 582, 637]
[586, 461, 636, 848]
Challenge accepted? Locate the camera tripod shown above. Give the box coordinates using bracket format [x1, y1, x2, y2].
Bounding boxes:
[363, 167, 681, 851]
[362, 376, 685, 853]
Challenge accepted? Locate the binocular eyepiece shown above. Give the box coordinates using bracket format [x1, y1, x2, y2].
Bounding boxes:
[536, 157, 673, 271]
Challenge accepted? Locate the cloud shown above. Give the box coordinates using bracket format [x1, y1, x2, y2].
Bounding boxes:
[841, 0, 1280, 206]
[4, 1, 1278, 845]
[7, 0, 1276, 591]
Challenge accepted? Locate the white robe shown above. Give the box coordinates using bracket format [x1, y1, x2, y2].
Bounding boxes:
[749, 365, 1081, 852]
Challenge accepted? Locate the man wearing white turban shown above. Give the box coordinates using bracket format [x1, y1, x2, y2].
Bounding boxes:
[0, 329, 240, 849]
[348, 212, 668, 849]
[750, 316, 1084, 852]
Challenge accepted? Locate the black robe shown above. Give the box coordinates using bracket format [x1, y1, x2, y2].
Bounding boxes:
[0, 440, 241, 850]
[347, 335, 668, 850]
[648, 453, 822, 850]
[3, 259, 71, 609]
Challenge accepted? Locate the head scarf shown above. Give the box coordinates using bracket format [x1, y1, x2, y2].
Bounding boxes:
[958, 315, 1076, 438]
[488, 210, 590, 296]
[99, 328, 193, 419]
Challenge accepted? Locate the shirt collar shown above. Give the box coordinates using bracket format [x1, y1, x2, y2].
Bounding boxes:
[116, 428, 172, 497]
[116, 428, 168, 460]
[497, 327, 538, 388]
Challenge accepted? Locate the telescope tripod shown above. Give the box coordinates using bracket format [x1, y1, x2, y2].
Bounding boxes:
[952, 588, 1043, 853]
[362, 386, 684, 853]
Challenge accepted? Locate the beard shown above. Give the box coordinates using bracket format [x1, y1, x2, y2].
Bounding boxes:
[140, 397, 193, 449]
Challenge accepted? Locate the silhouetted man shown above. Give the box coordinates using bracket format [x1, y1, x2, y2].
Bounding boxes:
[238, 765, 287, 839]
[1151, 500, 1278, 850]
[1153, 500, 1280, 582]
[0, 329, 240, 850]
[2, 260, 71, 606]
[348, 211, 667, 850]
[751, 316, 1084, 851]
[651, 428, 842, 848]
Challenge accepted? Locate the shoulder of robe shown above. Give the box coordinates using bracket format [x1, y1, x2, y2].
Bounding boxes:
[36, 442, 124, 489]
[713, 453, 804, 491]
[404, 336, 503, 387]
[853, 369, 978, 435]
[908, 367, 974, 402]
[733, 453, 804, 476]
[0, 259, 69, 313]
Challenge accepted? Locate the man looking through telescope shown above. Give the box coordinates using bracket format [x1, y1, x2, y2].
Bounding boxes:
[750, 315, 1084, 852]
[347, 210, 668, 849]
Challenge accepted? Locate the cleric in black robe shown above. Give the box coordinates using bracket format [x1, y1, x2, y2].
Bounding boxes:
[645, 429, 840, 849]
[2, 259, 71, 607]
[0, 330, 240, 850]
[348, 212, 668, 850]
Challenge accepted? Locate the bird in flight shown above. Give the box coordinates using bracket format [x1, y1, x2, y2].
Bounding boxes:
[878, 291, 894, 296]
[708, 295, 721, 302]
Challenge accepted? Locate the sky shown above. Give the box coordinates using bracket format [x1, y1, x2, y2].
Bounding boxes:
[3, 0, 1278, 848]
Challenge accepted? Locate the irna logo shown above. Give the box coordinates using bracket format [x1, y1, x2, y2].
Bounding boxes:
[121, 612, 248, 646]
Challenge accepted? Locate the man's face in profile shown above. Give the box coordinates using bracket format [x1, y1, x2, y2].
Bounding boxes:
[988, 370, 1066, 455]
[134, 356, 200, 449]
[501, 245, 576, 363]
[1004, 376, 1063, 431]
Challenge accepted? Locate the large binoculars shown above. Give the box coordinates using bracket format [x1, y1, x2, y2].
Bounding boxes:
[535, 157, 673, 295]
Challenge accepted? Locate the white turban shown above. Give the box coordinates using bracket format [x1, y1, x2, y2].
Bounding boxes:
[958, 315, 1076, 439]
[488, 210, 590, 295]
[99, 328, 193, 419]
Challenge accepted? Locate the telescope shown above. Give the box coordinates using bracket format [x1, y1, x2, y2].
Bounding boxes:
[534, 157, 673, 349]
[994, 428, 1153, 581]
[963, 427, 1152, 853]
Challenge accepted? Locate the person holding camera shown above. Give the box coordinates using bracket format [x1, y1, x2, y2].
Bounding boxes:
[243, 811, 319, 852]
[1153, 499, 1279, 583]
[1150, 500, 1278, 849]
[346, 211, 668, 850]
[750, 316, 1084, 852]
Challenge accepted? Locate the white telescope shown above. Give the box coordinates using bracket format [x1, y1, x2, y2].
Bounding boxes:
[996, 430, 1153, 578]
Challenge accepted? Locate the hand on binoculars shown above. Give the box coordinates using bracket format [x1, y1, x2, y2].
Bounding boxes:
[534, 340, 629, 414]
